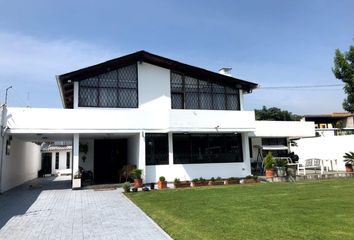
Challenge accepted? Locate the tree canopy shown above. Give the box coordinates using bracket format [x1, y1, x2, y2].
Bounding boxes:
[255, 106, 301, 121]
[333, 43, 354, 113]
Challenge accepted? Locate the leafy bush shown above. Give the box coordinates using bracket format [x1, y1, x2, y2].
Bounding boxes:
[216, 176, 222, 180]
[263, 152, 275, 170]
[174, 178, 180, 184]
[131, 168, 143, 179]
[274, 158, 287, 168]
[122, 182, 131, 192]
[228, 177, 240, 181]
[192, 178, 199, 183]
[199, 177, 206, 182]
[343, 151, 354, 167]
[159, 176, 166, 182]
[210, 177, 215, 182]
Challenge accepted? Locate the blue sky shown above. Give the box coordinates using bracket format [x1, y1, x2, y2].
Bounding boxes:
[0, 0, 353, 114]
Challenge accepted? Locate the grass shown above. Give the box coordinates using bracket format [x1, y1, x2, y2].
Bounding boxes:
[127, 179, 354, 240]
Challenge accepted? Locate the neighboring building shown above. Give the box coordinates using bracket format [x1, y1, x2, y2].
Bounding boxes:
[302, 113, 354, 137]
[41, 143, 72, 176]
[0, 51, 315, 191]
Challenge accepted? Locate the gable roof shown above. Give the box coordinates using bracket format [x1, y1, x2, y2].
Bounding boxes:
[57, 50, 258, 108]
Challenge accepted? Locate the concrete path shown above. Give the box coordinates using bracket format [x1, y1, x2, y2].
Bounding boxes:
[0, 176, 172, 240]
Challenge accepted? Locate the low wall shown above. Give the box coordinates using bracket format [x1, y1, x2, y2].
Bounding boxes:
[1, 137, 41, 192]
[291, 135, 354, 171]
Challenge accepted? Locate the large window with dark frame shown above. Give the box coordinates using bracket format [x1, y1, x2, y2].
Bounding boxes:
[79, 64, 138, 108]
[171, 72, 240, 110]
[145, 133, 169, 165]
[173, 133, 243, 164]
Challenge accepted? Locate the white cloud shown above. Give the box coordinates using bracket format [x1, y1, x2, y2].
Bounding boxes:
[0, 32, 119, 82]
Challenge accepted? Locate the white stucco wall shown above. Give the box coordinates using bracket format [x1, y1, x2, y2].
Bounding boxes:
[253, 121, 315, 138]
[127, 134, 140, 167]
[138, 62, 171, 110]
[1, 137, 41, 192]
[291, 135, 354, 171]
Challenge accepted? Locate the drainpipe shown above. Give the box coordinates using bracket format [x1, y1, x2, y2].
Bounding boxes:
[0, 104, 8, 194]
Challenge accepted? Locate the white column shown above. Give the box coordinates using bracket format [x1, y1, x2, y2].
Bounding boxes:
[168, 132, 173, 165]
[72, 133, 80, 188]
[73, 82, 79, 109]
[241, 132, 251, 177]
[239, 89, 244, 111]
[138, 132, 146, 182]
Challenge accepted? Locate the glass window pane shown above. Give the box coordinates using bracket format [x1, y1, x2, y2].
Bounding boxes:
[146, 133, 169, 165]
[199, 93, 213, 109]
[99, 71, 118, 87]
[213, 93, 226, 110]
[171, 93, 183, 109]
[79, 87, 98, 107]
[99, 88, 118, 107]
[80, 77, 98, 87]
[171, 72, 183, 92]
[185, 93, 199, 109]
[119, 89, 137, 107]
[173, 134, 191, 164]
[226, 94, 239, 110]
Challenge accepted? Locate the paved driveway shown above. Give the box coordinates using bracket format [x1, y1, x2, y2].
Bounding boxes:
[0, 176, 171, 240]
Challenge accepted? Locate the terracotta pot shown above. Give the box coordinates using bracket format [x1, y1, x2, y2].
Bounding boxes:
[345, 165, 353, 172]
[265, 169, 274, 178]
[134, 178, 143, 188]
[191, 182, 208, 187]
[243, 179, 257, 184]
[157, 180, 167, 189]
[174, 182, 191, 188]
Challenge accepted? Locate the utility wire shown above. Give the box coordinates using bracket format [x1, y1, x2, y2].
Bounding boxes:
[257, 84, 343, 90]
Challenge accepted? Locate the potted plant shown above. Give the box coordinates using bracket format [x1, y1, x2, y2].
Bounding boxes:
[174, 178, 190, 188]
[191, 177, 208, 187]
[224, 177, 240, 185]
[122, 182, 131, 193]
[131, 168, 143, 188]
[73, 170, 82, 189]
[274, 158, 287, 177]
[343, 151, 354, 172]
[263, 152, 275, 178]
[157, 176, 167, 189]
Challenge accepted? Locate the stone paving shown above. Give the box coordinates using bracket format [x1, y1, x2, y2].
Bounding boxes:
[0, 176, 172, 240]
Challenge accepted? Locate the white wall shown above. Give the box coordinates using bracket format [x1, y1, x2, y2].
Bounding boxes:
[1, 137, 41, 192]
[145, 162, 250, 183]
[138, 62, 171, 110]
[291, 135, 354, 171]
[253, 121, 315, 138]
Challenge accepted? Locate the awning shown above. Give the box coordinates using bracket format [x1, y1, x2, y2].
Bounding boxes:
[254, 145, 289, 151]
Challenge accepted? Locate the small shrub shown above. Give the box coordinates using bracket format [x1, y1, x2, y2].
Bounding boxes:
[122, 182, 131, 192]
[159, 176, 166, 182]
[174, 178, 181, 184]
[216, 176, 222, 180]
[192, 178, 199, 183]
[228, 177, 239, 181]
[199, 177, 206, 182]
[131, 169, 143, 179]
[343, 151, 354, 167]
[210, 177, 215, 182]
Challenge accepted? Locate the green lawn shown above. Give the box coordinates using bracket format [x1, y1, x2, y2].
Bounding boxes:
[127, 179, 354, 240]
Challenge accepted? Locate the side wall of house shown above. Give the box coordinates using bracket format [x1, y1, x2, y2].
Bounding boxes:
[292, 135, 354, 171]
[79, 139, 94, 172]
[1, 137, 41, 192]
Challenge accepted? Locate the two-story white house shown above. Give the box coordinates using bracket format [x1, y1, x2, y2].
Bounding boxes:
[0, 51, 315, 191]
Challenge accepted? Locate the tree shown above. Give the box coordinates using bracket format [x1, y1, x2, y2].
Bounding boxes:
[255, 106, 301, 121]
[333, 43, 354, 113]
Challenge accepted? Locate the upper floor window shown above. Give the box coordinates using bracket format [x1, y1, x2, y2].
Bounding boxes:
[170, 72, 240, 110]
[79, 64, 138, 108]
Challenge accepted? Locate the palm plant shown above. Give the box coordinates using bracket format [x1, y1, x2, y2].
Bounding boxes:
[343, 151, 354, 167]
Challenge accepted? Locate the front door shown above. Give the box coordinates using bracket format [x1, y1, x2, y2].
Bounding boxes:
[94, 139, 127, 183]
[42, 153, 52, 175]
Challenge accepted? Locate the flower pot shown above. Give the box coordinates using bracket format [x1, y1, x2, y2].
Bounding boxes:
[208, 180, 224, 186]
[134, 178, 143, 188]
[224, 179, 240, 185]
[243, 178, 257, 184]
[157, 180, 167, 189]
[191, 182, 208, 187]
[276, 167, 286, 177]
[265, 169, 274, 178]
[345, 165, 353, 172]
[72, 178, 81, 189]
[174, 182, 191, 188]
